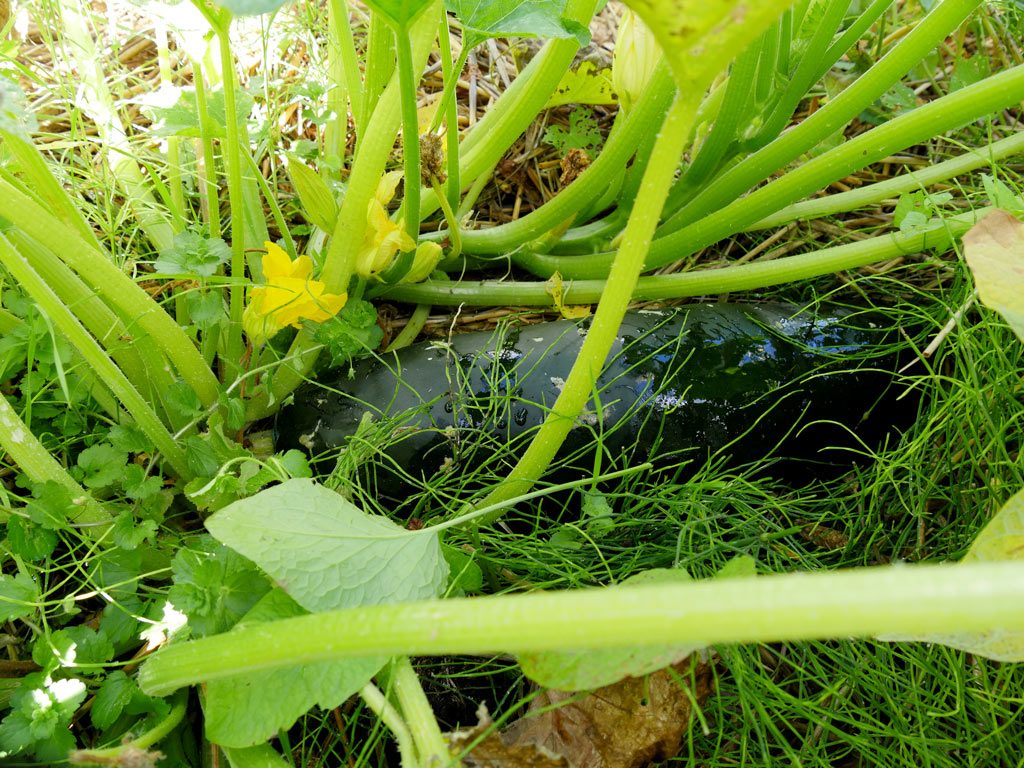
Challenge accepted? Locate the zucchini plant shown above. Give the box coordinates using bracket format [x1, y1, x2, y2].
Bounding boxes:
[0, 0, 1023, 763]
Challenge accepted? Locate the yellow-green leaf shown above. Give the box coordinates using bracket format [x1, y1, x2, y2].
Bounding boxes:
[878, 488, 1024, 660]
[545, 61, 617, 109]
[625, 0, 792, 93]
[962, 208, 1024, 342]
[285, 154, 338, 233]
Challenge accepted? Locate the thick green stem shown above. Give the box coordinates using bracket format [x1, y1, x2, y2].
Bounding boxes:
[360, 11, 397, 146]
[523, 60, 1024, 279]
[394, 26, 422, 245]
[139, 562, 1024, 696]
[657, 0, 982, 238]
[383, 206, 983, 306]
[215, 16, 249, 373]
[419, 0, 599, 221]
[0, 390, 109, 529]
[383, 657, 451, 766]
[0, 183, 221, 409]
[0, 236, 191, 478]
[471, 94, 698, 522]
[748, 130, 1024, 230]
[456, 60, 674, 256]
[193, 60, 222, 238]
[325, 0, 356, 168]
[437, 14, 462, 216]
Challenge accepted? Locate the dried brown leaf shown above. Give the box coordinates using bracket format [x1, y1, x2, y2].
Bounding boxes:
[449, 655, 712, 768]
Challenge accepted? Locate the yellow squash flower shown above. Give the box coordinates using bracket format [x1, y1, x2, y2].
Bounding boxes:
[355, 171, 416, 278]
[243, 242, 346, 345]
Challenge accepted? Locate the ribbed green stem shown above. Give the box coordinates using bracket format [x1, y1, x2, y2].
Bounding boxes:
[657, 0, 981, 238]
[0, 390, 109, 529]
[381, 206, 982, 306]
[360, 10, 397, 146]
[0, 182, 220, 408]
[457, 59, 675, 256]
[140, 562, 1024, 697]
[471, 94, 698, 522]
[215, 16, 248, 373]
[384, 657, 450, 766]
[522, 59, 1024, 279]
[748, 130, 1024, 230]
[437, 13, 462, 215]
[0, 235, 191, 478]
[193, 59, 222, 238]
[395, 27, 422, 245]
[360, 682, 419, 768]
[418, 0, 598, 221]
[325, 0, 355, 168]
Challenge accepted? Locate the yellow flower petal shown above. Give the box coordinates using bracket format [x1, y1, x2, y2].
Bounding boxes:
[243, 244, 346, 344]
[376, 171, 404, 206]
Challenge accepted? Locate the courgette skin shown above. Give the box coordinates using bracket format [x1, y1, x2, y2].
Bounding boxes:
[275, 303, 907, 492]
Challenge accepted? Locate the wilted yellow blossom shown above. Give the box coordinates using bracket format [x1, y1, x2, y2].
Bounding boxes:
[612, 8, 662, 112]
[242, 242, 346, 345]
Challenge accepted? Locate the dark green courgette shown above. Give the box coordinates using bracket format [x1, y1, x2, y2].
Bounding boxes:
[275, 303, 910, 495]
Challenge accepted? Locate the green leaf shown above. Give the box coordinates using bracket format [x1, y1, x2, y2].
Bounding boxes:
[154, 231, 232, 277]
[74, 442, 128, 489]
[185, 291, 227, 329]
[141, 84, 255, 138]
[6, 515, 58, 561]
[203, 589, 386, 747]
[878, 488, 1024, 660]
[517, 568, 705, 691]
[168, 535, 272, 638]
[962, 209, 1024, 342]
[25, 481, 74, 530]
[214, 0, 291, 15]
[285, 153, 338, 232]
[627, 0, 790, 92]
[205, 479, 449, 613]
[107, 424, 154, 454]
[91, 671, 137, 731]
[981, 175, 1024, 217]
[165, 381, 204, 418]
[447, 0, 589, 48]
[121, 464, 163, 501]
[313, 299, 385, 370]
[34, 627, 114, 672]
[362, 0, 434, 30]
[544, 108, 604, 154]
[0, 572, 38, 622]
[112, 510, 158, 551]
[441, 543, 483, 594]
[0, 672, 84, 758]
